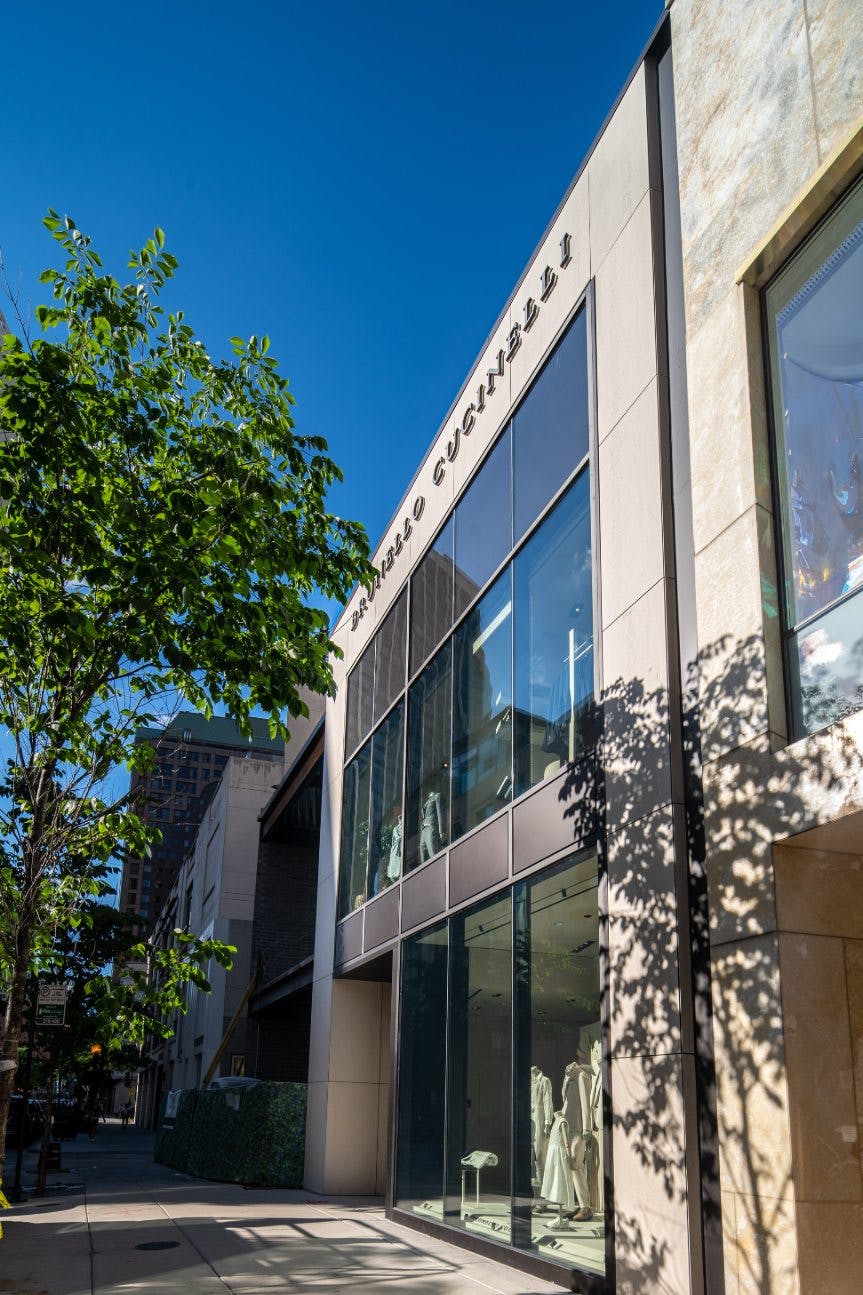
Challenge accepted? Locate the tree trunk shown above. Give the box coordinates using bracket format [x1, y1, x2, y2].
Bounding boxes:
[1, 767, 52, 1162]
[0, 920, 36, 1170]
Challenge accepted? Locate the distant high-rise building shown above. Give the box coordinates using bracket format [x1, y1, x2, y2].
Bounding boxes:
[118, 712, 283, 923]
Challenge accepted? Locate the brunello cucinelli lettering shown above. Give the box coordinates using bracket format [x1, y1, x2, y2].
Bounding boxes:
[351, 496, 426, 631]
[348, 231, 575, 631]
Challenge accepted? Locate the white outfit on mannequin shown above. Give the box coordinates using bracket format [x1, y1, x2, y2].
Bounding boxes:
[387, 816, 403, 881]
[530, 1066, 553, 1185]
[540, 1113, 575, 1211]
[562, 1062, 592, 1211]
[562, 1035, 603, 1214]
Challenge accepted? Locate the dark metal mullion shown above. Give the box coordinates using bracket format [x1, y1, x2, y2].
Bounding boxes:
[584, 274, 615, 1289]
[508, 887, 517, 1247]
[443, 913, 464, 1229]
[761, 287, 802, 740]
[398, 575, 411, 884]
[387, 943, 402, 1214]
[510, 882, 532, 1252]
[786, 581, 863, 639]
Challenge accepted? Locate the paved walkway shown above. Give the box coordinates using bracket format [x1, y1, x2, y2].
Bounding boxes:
[0, 1122, 567, 1295]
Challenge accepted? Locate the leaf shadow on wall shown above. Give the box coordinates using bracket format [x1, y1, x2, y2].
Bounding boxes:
[557, 630, 863, 1295]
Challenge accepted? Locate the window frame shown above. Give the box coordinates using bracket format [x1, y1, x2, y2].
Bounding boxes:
[762, 174, 863, 740]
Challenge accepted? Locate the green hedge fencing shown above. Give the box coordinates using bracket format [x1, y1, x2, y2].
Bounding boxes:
[154, 1082, 306, 1187]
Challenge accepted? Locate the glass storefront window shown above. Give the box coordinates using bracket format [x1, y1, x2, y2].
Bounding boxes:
[454, 428, 512, 618]
[513, 309, 590, 542]
[451, 570, 513, 839]
[788, 593, 863, 736]
[373, 591, 407, 726]
[394, 853, 605, 1280]
[337, 742, 371, 917]
[513, 855, 604, 1274]
[405, 642, 451, 873]
[445, 892, 512, 1239]
[513, 473, 594, 796]
[396, 924, 448, 1213]
[345, 641, 374, 757]
[766, 179, 863, 735]
[410, 517, 454, 676]
[367, 701, 405, 898]
[342, 298, 596, 918]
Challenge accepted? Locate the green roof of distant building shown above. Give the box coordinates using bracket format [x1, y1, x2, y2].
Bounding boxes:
[134, 710, 284, 753]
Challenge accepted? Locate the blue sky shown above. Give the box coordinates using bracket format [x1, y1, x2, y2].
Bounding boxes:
[2, 0, 661, 620]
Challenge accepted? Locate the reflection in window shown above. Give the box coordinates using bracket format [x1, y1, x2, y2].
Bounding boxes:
[367, 702, 404, 898]
[410, 518, 454, 675]
[345, 642, 374, 756]
[766, 179, 863, 734]
[513, 309, 590, 542]
[445, 893, 512, 1238]
[405, 643, 451, 873]
[513, 473, 594, 796]
[396, 924, 448, 1211]
[451, 571, 512, 839]
[454, 428, 512, 618]
[338, 743, 371, 917]
[373, 592, 407, 725]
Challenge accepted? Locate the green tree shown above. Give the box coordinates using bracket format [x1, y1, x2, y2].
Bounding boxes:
[0, 213, 374, 1157]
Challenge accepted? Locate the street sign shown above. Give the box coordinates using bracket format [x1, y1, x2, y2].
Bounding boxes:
[35, 984, 67, 1026]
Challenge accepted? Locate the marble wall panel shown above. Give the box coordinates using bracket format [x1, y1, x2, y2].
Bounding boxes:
[778, 931, 861, 1203]
[611, 1052, 694, 1295]
[732, 1190, 800, 1295]
[774, 845, 863, 940]
[710, 934, 796, 1205]
[670, 0, 818, 332]
[805, 0, 863, 162]
[694, 505, 778, 765]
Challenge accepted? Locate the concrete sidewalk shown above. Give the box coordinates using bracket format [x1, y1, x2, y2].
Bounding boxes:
[1, 1121, 568, 1294]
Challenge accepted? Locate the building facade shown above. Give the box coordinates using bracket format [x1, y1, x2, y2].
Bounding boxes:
[248, 720, 325, 1085]
[138, 753, 282, 1123]
[301, 5, 863, 1293]
[118, 711, 284, 924]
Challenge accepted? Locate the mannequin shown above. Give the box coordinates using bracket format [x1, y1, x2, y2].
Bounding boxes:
[539, 1112, 575, 1228]
[562, 1032, 603, 1219]
[387, 814, 403, 882]
[419, 790, 445, 861]
[530, 1066, 553, 1186]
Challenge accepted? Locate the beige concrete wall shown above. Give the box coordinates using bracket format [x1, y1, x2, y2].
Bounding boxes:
[592, 58, 703, 1295]
[670, 1, 863, 1290]
[774, 843, 863, 1295]
[304, 977, 391, 1194]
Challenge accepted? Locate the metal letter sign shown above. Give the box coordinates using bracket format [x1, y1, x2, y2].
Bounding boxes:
[35, 984, 67, 1026]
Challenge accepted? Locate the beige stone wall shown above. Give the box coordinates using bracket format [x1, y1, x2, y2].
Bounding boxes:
[774, 841, 863, 1295]
[670, 1, 863, 1291]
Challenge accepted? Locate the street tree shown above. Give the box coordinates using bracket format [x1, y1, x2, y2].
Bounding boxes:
[0, 214, 374, 1156]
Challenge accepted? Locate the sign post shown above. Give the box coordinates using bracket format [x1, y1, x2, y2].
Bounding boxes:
[35, 984, 67, 1027]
